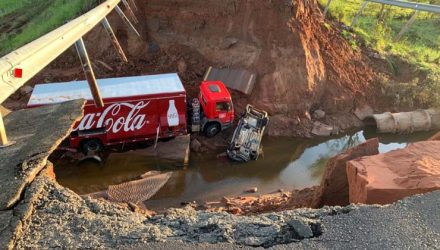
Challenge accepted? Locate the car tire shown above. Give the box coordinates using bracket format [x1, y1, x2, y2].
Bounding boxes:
[81, 139, 103, 155]
[204, 123, 221, 138]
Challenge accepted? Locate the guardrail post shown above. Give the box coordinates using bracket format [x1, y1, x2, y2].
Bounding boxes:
[323, 0, 333, 17]
[115, 5, 140, 37]
[101, 17, 128, 63]
[351, 1, 369, 27]
[122, 0, 139, 23]
[75, 38, 104, 108]
[395, 11, 418, 41]
[129, 0, 138, 11]
[0, 115, 8, 147]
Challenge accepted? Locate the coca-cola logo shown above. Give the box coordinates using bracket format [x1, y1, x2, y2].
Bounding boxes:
[74, 101, 150, 133]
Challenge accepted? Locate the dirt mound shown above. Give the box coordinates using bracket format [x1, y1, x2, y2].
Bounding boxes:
[312, 138, 379, 207]
[6, 0, 377, 136]
[347, 141, 440, 204]
[136, 0, 376, 136]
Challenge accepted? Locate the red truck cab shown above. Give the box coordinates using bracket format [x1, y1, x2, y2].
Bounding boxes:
[198, 81, 234, 137]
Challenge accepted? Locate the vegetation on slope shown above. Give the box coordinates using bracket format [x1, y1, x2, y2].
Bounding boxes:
[319, 0, 440, 107]
[0, 0, 99, 57]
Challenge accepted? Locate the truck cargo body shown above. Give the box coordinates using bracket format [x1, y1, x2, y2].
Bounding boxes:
[28, 73, 188, 150]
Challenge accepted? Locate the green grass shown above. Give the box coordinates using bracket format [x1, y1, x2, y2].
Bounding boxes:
[319, 0, 440, 107]
[0, 0, 100, 56]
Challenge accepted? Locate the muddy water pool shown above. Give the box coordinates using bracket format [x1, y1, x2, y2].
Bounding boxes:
[54, 128, 435, 210]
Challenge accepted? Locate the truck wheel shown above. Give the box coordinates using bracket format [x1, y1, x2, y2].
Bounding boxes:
[204, 123, 221, 138]
[81, 139, 103, 155]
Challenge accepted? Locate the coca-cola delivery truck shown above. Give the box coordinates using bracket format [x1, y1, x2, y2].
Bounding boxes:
[27, 73, 234, 154]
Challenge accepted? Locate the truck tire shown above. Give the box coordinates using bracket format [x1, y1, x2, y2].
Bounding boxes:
[81, 139, 103, 155]
[204, 123, 221, 138]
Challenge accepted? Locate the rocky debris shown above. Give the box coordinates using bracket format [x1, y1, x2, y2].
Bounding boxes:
[219, 37, 238, 49]
[206, 187, 319, 215]
[304, 111, 312, 121]
[130, 191, 440, 249]
[353, 104, 374, 120]
[312, 109, 325, 120]
[245, 187, 258, 193]
[16, 178, 328, 248]
[312, 138, 380, 207]
[0, 100, 84, 210]
[19, 85, 33, 96]
[311, 121, 333, 137]
[347, 141, 440, 204]
[190, 138, 202, 152]
[266, 115, 311, 137]
[287, 219, 313, 239]
[17, 172, 440, 249]
[127, 202, 156, 217]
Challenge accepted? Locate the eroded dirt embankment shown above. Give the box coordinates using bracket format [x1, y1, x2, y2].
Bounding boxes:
[5, 0, 381, 137]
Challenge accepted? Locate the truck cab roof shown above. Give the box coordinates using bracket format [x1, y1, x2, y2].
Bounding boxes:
[199, 81, 232, 103]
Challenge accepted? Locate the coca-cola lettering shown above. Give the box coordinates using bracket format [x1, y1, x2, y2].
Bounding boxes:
[74, 101, 150, 133]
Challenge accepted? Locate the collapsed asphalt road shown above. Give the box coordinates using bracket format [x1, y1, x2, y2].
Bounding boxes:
[1, 98, 439, 249]
[16, 174, 440, 248]
[125, 190, 440, 249]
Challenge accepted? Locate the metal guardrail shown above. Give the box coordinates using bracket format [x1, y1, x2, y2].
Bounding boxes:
[347, 0, 439, 38]
[0, 0, 122, 105]
[368, 0, 440, 14]
[324, 0, 440, 20]
[0, 0, 140, 146]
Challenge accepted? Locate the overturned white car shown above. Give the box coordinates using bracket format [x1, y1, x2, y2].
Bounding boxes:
[227, 105, 269, 162]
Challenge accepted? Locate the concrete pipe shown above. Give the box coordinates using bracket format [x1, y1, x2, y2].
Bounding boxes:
[427, 108, 440, 129]
[372, 109, 440, 133]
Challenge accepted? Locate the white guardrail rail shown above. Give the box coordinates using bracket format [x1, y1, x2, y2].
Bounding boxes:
[0, 0, 122, 104]
[368, 0, 440, 14]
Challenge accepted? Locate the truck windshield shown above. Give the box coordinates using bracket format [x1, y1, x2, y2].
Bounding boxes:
[216, 101, 231, 111]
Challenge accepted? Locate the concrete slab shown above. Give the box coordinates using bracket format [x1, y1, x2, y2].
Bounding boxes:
[0, 100, 84, 210]
[107, 134, 190, 165]
[204, 67, 257, 95]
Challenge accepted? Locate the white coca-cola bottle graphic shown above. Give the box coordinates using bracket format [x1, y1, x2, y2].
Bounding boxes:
[167, 99, 179, 127]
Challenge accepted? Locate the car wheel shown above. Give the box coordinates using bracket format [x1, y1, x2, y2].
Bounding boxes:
[81, 139, 103, 155]
[204, 123, 221, 138]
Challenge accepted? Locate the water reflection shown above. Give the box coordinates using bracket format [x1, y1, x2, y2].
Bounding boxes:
[54, 129, 436, 210]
